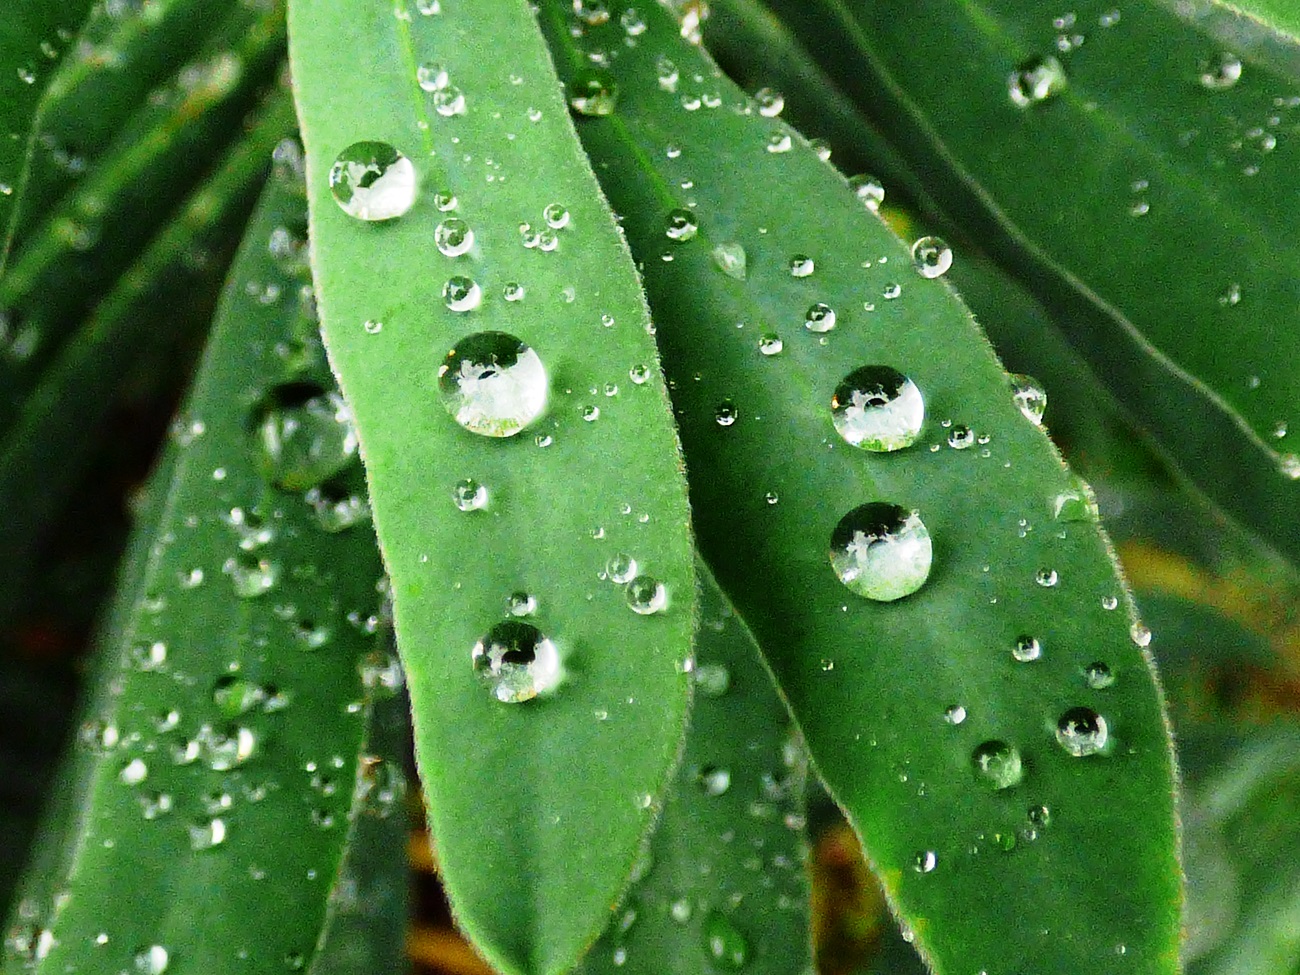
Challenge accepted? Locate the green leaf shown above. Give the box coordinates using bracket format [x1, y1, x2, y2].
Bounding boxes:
[538, 3, 1181, 973]
[1210, 0, 1300, 48]
[1, 161, 386, 974]
[287, 3, 696, 974]
[754, 0, 1300, 564]
[578, 561, 811, 975]
[0, 0, 94, 269]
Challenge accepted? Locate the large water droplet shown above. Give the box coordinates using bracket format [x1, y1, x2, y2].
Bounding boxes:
[472, 620, 561, 703]
[250, 383, 358, 491]
[804, 302, 836, 333]
[1055, 707, 1108, 756]
[911, 236, 952, 278]
[1008, 56, 1067, 107]
[830, 503, 932, 602]
[438, 332, 547, 437]
[972, 740, 1023, 789]
[606, 553, 639, 584]
[697, 766, 731, 796]
[1010, 374, 1047, 424]
[1200, 52, 1242, 90]
[754, 87, 784, 117]
[569, 69, 619, 116]
[848, 174, 885, 211]
[452, 477, 488, 511]
[328, 142, 416, 221]
[626, 577, 667, 614]
[133, 945, 169, 974]
[435, 217, 474, 256]
[703, 912, 749, 970]
[443, 275, 482, 312]
[1012, 635, 1042, 662]
[831, 366, 924, 451]
[712, 242, 747, 279]
[666, 208, 698, 241]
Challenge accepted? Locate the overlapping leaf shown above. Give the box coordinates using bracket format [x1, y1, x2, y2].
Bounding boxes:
[539, 3, 1181, 972]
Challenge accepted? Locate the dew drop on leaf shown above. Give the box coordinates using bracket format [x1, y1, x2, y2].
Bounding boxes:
[697, 766, 731, 796]
[830, 366, 925, 451]
[665, 207, 698, 241]
[328, 142, 416, 221]
[1084, 661, 1115, 689]
[912, 850, 937, 873]
[804, 302, 836, 333]
[438, 332, 548, 437]
[626, 577, 668, 615]
[848, 174, 885, 211]
[754, 86, 784, 117]
[472, 620, 561, 703]
[1010, 373, 1047, 424]
[568, 69, 619, 116]
[1056, 707, 1108, 756]
[711, 241, 747, 279]
[1008, 55, 1068, 107]
[971, 740, 1024, 789]
[947, 424, 976, 449]
[507, 592, 537, 617]
[133, 945, 169, 974]
[703, 911, 749, 970]
[1199, 51, 1242, 90]
[443, 275, 482, 312]
[416, 62, 449, 92]
[1035, 568, 1059, 588]
[434, 217, 474, 257]
[911, 236, 952, 278]
[452, 478, 488, 512]
[944, 704, 967, 725]
[715, 401, 738, 427]
[830, 503, 932, 601]
[433, 86, 466, 116]
[789, 254, 814, 277]
[1012, 635, 1042, 662]
[249, 383, 358, 491]
[694, 663, 730, 697]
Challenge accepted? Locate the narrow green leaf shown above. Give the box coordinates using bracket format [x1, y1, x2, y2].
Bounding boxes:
[0, 0, 94, 269]
[578, 561, 811, 975]
[288, 3, 696, 974]
[1211, 0, 1300, 48]
[539, 4, 1181, 973]
[756, 0, 1300, 563]
[1, 163, 386, 974]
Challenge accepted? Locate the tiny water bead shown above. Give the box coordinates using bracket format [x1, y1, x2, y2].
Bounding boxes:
[789, 254, 814, 277]
[1010, 373, 1047, 424]
[804, 302, 836, 333]
[758, 334, 783, 356]
[443, 275, 482, 312]
[947, 425, 976, 450]
[629, 363, 651, 384]
[1199, 51, 1243, 90]
[911, 236, 953, 278]
[1056, 707, 1109, 757]
[328, 142, 416, 221]
[697, 766, 731, 796]
[452, 478, 487, 511]
[626, 577, 668, 614]
[715, 401, 738, 427]
[133, 945, 169, 974]
[703, 912, 749, 970]
[912, 850, 937, 874]
[830, 503, 932, 602]
[1012, 635, 1042, 662]
[543, 203, 570, 229]
[1008, 55, 1068, 107]
[507, 592, 538, 617]
[972, 740, 1024, 789]
[249, 383, 358, 491]
[1035, 568, 1059, 588]
[503, 282, 525, 302]
[568, 69, 619, 116]
[665, 207, 698, 241]
[830, 366, 925, 452]
[416, 61, 449, 92]
[848, 173, 885, 211]
[606, 553, 638, 584]
[1053, 487, 1097, 522]
[224, 554, 279, 598]
[944, 704, 967, 725]
[434, 217, 474, 257]
[754, 86, 785, 117]
[472, 621, 561, 703]
[438, 332, 547, 437]
[1084, 661, 1115, 689]
[1130, 622, 1153, 648]
[432, 86, 466, 116]
[711, 241, 747, 279]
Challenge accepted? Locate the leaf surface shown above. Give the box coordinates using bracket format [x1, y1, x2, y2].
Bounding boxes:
[288, 3, 696, 973]
[539, 4, 1182, 973]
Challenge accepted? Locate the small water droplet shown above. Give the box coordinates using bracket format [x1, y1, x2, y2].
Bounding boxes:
[1008, 55, 1068, 107]
[715, 401, 738, 427]
[416, 0, 441, 12]
[453, 478, 488, 511]
[754, 87, 785, 117]
[944, 704, 967, 725]
[972, 740, 1023, 789]
[765, 132, 793, 153]
[569, 68, 619, 115]
[472, 620, 561, 703]
[606, 553, 639, 584]
[789, 254, 814, 277]
[1010, 374, 1047, 424]
[629, 363, 651, 384]
[626, 577, 668, 614]
[328, 142, 416, 221]
[435, 217, 474, 257]
[189, 817, 227, 851]
[417, 62, 449, 92]
[1012, 635, 1042, 662]
[1130, 622, 1152, 647]
[621, 7, 646, 33]
[912, 850, 937, 873]
[433, 86, 466, 116]
[443, 275, 482, 312]
[134, 945, 169, 974]
[224, 553, 280, 598]
[947, 425, 976, 449]
[119, 758, 148, 786]
[506, 592, 538, 617]
[882, 282, 902, 300]
[1200, 51, 1242, 90]
[1102, 595, 1119, 611]
[582, 404, 600, 422]
[804, 302, 836, 333]
[250, 383, 358, 491]
[698, 766, 731, 796]
[671, 898, 693, 924]
[712, 242, 747, 279]
[758, 333, 783, 355]
[703, 912, 748, 970]
[694, 663, 730, 697]
[848, 174, 885, 211]
[1035, 568, 1059, 588]
[1084, 661, 1114, 689]
[1219, 282, 1242, 306]
[1055, 706, 1108, 756]
[831, 366, 925, 451]
[911, 236, 952, 278]
[830, 503, 933, 602]
[666, 207, 698, 241]
[213, 675, 264, 717]
[438, 332, 547, 437]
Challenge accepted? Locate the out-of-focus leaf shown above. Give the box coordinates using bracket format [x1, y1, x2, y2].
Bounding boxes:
[539, 3, 1181, 974]
[1211, 0, 1300, 47]
[288, 1, 696, 973]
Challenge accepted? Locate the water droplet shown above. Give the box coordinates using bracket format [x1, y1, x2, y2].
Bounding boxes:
[787, 255, 815, 279]
[621, 7, 646, 33]
[1281, 454, 1300, 480]
[305, 482, 371, 532]
[416, 0, 441, 12]
[715, 401, 738, 427]
[703, 912, 748, 970]
[1035, 568, 1059, 588]
[1008, 55, 1068, 107]
[433, 86, 466, 116]
[754, 87, 785, 116]
[435, 217, 474, 257]
[912, 850, 937, 873]
[848, 174, 885, 211]
[629, 363, 651, 385]
[453, 478, 488, 511]
[1052, 486, 1098, 522]
[626, 577, 668, 614]
[1200, 52, 1242, 90]
[134, 945, 169, 974]
[712, 242, 747, 279]
[506, 592, 538, 618]
[189, 817, 227, 851]
[1084, 661, 1114, 689]
[443, 275, 482, 312]
[606, 553, 639, 584]
[694, 663, 730, 697]
[911, 236, 952, 278]
[328, 142, 416, 221]
[1102, 595, 1119, 611]
[434, 190, 458, 211]
[944, 704, 967, 725]
[1009, 374, 1047, 424]
[1012, 635, 1042, 662]
[947, 425, 976, 450]
[671, 898, 693, 924]
[804, 302, 836, 333]
[766, 132, 793, 153]
[569, 69, 619, 115]
[972, 740, 1024, 789]
[1055, 706, 1108, 756]
[472, 620, 561, 703]
[758, 334, 783, 355]
[698, 766, 731, 796]
[250, 383, 358, 491]
[1130, 622, 1152, 647]
[417, 62, 449, 92]
[666, 208, 698, 241]
[831, 366, 925, 451]
[830, 503, 933, 602]
[224, 553, 280, 598]
[438, 332, 547, 437]
[119, 758, 148, 785]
